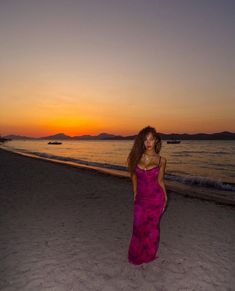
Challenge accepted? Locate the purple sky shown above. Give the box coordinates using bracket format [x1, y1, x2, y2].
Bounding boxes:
[0, 0, 234, 136]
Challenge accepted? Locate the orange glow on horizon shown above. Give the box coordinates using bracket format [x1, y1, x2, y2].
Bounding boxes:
[1, 120, 234, 138]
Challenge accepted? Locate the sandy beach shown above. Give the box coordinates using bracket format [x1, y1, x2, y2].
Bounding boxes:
[0, 148, 234, 291]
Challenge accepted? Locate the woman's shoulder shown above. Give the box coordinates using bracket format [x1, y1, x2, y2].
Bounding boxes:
[159, 155, 167, 165]
[159, 155, 166, 160]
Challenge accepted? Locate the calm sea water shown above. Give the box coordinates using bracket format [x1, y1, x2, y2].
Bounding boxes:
[1, 139, 235, 192]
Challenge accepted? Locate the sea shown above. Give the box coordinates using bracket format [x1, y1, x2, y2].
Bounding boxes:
[1, 139, 235, 196]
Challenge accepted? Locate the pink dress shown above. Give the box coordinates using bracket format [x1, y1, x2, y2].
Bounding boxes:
[128, 157, 166, 265]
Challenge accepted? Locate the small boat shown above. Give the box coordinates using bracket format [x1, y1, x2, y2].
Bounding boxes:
[0, 136, 11, 143]
[48, 141, 62, 145]
[167, 140, 181, 144]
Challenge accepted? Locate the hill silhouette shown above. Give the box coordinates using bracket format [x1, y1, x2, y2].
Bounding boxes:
[3, 131, 235, 140]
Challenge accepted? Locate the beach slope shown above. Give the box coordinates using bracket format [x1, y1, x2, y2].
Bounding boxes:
[0, 148, 234, 291]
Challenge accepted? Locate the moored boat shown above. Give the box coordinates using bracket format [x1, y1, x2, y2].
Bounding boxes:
[48, 141, 62, 145]
[167, 140, 181, 144]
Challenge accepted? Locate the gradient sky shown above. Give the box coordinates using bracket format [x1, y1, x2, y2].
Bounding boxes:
[0, 0, 234, 137]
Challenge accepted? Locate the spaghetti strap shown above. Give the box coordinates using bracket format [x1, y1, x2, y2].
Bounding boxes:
[158, 156, 161, 167]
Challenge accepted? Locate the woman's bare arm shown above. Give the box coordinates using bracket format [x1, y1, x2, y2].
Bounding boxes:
[157, 157, 167, 202]
[131, 172, 137, 200]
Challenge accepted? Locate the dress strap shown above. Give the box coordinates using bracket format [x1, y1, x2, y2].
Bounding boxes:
[158, 156, 161, 167]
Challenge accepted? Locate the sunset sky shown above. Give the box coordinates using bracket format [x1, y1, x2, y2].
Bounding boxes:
[0, 0, 234, 137]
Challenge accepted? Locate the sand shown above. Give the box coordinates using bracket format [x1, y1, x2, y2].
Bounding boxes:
[0, 148, 234, 291]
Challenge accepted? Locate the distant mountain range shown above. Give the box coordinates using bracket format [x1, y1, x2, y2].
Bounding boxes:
[3, 131, 235, 140]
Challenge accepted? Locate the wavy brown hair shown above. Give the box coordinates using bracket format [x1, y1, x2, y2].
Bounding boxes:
[127, 126, 162, 177]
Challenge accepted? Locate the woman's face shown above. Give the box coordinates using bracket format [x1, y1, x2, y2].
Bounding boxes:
[144, 132, 156, 150]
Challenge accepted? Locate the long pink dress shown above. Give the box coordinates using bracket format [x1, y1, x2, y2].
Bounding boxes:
[128, 157, 166, 265]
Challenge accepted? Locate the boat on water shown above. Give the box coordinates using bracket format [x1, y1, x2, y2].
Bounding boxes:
[48, 141, 62, 145]
[0, 136, 11, 143]
[167, 140, 181, 144]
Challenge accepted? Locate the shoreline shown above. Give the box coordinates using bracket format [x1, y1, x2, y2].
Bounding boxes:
[1, 147, 234, 206]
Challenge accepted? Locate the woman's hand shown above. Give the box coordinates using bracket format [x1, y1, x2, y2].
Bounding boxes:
[164, 194, 168, 209]
[162, 194, 167, 212]
[134, 192, 137, 201]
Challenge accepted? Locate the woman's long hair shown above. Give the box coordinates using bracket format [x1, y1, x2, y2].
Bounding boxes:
[127, 126, 162, 177]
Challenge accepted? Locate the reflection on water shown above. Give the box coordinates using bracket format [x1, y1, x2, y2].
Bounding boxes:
[1, 139, 235, 190]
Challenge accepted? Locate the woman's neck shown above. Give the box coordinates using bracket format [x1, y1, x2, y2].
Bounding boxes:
[144, 150, 156, 156]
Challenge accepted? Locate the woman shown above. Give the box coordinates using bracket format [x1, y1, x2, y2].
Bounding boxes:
[127, 126, 167, 265]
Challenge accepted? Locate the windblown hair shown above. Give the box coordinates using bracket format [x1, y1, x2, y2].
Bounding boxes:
[127, 126, 162, 177]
